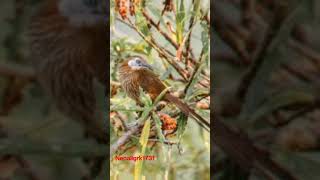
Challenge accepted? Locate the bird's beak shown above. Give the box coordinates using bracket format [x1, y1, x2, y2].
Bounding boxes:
[142, 64, 153, 71]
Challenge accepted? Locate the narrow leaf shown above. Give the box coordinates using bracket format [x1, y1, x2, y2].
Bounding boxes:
[152, 112, 166, 144]
[251, 90, 315, 122]
[134, 118, 151, 180]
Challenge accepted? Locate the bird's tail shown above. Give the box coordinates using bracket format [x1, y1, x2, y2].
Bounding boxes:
[164, 93, 210, 132]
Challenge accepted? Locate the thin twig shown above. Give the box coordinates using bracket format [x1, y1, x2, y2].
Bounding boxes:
[16, 156, 41, 180]
[241, 0, 255, 29]
[281, 63, 313, 82]
[184, 0, 197, 68]
[110, 121, 143, 156]
[184, 48, 205, 94]
[142, 10, 178, 49]
[117, 17, 189, 81]
[147, 138, 177, 145]
[237, 5, 288, 99]
[0, 63, 35, 80]
[214, 116, 297, 180]
[213, 2, 251, 64]
[288, 39, 320, 70]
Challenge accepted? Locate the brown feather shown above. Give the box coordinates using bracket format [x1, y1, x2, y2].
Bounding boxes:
[119, 60, 142, 104]
[28, 0, 107, 143]
[138, 70, 166, 100]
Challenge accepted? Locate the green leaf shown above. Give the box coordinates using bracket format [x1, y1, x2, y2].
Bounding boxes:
[274, 151, 320, 180]
[135, 3, 150, 37]
[240, 50, 282, 123]
[268, 2, 311, 52]
[177, 113, 188, 140]
[154, 86, 171, 104]
[160, 66, 173, 81]
[240, 1, 314, 124]
[132, 41, 151, 55]
[176, 0, 186, 44]
[185, 54, 207, 100]
[139, 87, 153, 106]
[250, 90, 315, 123]
[193, 0, 201, 17]
[138, 87, 171, 124]
[152, 112, 166, 144]
[147, 5, 166, 26]
[201, 21, 209, 59]
[140, 105, 153, 122]
[139, 118, 151, 147]
[186, 89, 209, 102]
[134, 118, 151, 180]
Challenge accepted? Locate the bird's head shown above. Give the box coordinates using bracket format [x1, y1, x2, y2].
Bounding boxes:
[58, 0, 107, 27]
[127, 56, 153, 71]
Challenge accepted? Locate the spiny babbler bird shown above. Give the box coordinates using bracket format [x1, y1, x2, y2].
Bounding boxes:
[28, 0, 108, 143]
[119, 56, 210, 131]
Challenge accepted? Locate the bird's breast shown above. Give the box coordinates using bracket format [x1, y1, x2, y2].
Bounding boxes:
[118, 65, 167, 101]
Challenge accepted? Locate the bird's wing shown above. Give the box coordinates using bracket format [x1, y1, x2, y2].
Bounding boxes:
[139, 70, 166, 100]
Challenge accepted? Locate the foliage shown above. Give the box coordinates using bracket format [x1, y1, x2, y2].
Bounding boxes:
[110, 0, 210, 179]
[213, 0, 320, 179]
[0, 0, 110, 179]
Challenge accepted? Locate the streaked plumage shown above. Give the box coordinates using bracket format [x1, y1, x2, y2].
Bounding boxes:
[28, 0, 108, 143]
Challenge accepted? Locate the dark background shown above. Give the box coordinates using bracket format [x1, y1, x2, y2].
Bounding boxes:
[212, 0, 320, 179]
[0, 0, 109, 179]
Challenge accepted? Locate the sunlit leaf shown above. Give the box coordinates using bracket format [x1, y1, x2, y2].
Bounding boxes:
[152, 112, 166, 144]
[134, 118, 151, 180]
[177, 113, 188, 140]
[139, 87, 152, 106]
[176, 0, 186, 44]
[135, 3, 150, 37]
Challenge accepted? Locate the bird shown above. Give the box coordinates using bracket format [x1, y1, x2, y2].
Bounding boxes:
[118, 56, 210, 131]
[28, 0, 108, 143]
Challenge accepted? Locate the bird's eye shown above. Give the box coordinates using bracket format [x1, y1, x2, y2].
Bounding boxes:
[135, 59, 141, 64]
[84, 0, 98, 7]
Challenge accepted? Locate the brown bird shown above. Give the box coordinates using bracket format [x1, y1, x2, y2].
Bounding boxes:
[28, 0, 108, 143]
[119, 56, 210, 131]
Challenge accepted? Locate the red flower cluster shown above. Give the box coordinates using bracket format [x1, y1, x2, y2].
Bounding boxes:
[159, 113, 177, 131]
[115, 0, 140, 20]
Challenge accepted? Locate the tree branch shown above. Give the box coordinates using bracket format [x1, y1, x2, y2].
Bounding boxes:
[0, 63, 35, 80]
[213, 116, 297, 180]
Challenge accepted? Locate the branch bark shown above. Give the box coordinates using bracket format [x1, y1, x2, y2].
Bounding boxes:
[213, 116, 297, 180]
[0, 63, 35, 80]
